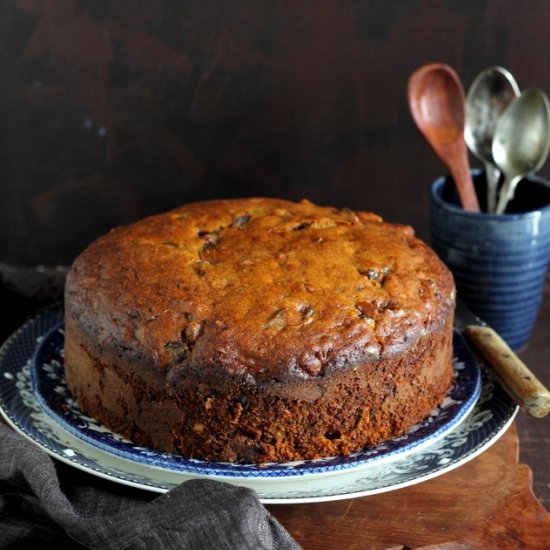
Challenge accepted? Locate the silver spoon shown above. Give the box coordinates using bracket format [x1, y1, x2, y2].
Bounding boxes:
[465, 66, 520, 212]
[493, 88, 550, 214]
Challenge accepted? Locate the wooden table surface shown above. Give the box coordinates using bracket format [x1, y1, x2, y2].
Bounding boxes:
[269, 423, 550, 549]
[514, 278, 550, 511]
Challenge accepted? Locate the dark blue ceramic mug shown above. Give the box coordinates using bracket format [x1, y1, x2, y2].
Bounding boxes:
[430, 170, 550, 350]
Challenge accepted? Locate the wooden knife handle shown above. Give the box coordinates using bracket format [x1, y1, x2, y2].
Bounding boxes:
[464, 325, 550, 418]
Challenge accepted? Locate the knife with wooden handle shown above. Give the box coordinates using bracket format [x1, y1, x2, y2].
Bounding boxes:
[455, 300, 550, 418]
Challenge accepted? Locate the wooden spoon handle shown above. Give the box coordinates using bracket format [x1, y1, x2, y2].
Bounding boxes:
[464, 325, 550, 418]
[448, 144, 481, 212]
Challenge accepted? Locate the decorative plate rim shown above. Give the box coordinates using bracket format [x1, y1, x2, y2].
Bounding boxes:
[28, 313, 480, 478]
[0, 307, 518, 503]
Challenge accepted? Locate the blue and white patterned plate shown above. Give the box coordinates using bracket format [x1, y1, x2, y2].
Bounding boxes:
[0, 307, 517, 503]
[30, 310, 480, 477]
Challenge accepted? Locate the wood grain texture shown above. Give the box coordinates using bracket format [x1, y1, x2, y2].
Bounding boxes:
[269, 423, 550, 549]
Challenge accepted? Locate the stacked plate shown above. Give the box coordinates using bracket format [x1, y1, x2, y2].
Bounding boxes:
[0, 307, 517, 504]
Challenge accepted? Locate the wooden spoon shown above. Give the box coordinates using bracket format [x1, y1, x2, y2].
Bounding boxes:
[408, 63, 480, 212]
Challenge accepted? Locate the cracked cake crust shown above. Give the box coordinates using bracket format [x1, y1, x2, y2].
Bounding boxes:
[64, 197, 455, 463]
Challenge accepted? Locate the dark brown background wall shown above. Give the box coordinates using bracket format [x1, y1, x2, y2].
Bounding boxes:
[2, 0, 550, 266]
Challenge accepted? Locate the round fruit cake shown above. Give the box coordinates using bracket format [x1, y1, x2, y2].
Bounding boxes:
[63, 197, 455, 463]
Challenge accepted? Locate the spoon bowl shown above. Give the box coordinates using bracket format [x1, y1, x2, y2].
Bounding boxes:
[465, 66, 520, 212]
[408, 63, 480, 212]
[493, 88, 550, 214]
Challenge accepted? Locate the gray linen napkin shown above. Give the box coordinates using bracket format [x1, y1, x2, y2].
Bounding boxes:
[0, 424, 301, 549]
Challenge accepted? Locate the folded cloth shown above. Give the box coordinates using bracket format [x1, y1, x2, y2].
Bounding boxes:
[0, 424, 301, 549]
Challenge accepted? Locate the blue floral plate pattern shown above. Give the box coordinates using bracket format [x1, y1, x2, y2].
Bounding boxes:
[0, 307, 517, 503]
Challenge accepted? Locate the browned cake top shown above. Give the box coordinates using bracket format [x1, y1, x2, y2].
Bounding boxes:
[65, 198, 455, 383]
